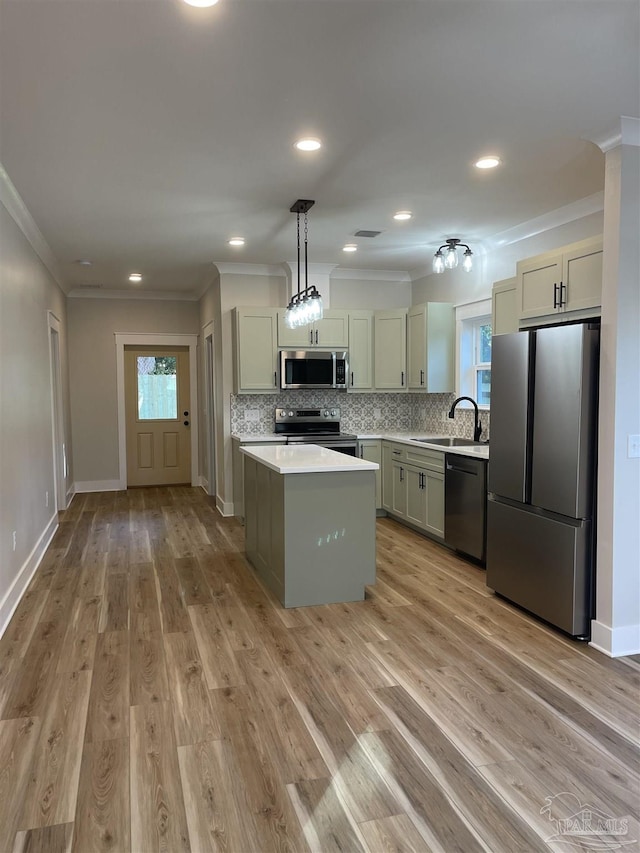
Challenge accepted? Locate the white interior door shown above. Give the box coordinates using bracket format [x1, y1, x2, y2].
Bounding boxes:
[125, 346, 191, 486]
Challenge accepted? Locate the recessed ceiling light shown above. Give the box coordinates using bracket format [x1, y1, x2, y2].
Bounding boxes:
[128, 273, 142, 283]
[228, 238, 245, 247]
[475, 156, 501, 169]
[183, 0, 219, 7]
[393, 211, 412, 221]
[295, 138, 322, 152]
[342, 244, 357, 253]
[75, 259, 92, 266]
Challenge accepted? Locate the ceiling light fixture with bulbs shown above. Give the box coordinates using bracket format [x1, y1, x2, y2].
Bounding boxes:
[342, 243, 357, 253]
[128, 273, 143, 283]
[432, 239, 473, 274]
[284, 200, 323, 330]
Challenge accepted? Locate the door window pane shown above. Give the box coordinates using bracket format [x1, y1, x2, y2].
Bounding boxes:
[137, 355, 177, 419]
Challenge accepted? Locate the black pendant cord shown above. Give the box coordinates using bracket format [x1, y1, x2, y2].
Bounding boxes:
[304, 210, 309, 293]
[296, 211, 301, 304]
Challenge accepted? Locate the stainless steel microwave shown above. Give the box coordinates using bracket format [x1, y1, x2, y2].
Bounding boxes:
[279, 350, 349, 390]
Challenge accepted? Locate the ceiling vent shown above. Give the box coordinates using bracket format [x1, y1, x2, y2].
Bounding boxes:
[354, 230, 382, 238]
[79, 283, 103, 289]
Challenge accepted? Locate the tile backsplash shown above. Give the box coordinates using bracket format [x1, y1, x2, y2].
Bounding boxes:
[231, 392, 490, 440]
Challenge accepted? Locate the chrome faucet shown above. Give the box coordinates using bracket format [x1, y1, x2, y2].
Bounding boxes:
[448, 396, 483, 442]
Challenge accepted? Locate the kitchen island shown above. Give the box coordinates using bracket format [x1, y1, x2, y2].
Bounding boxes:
[240, 444, 379, 607]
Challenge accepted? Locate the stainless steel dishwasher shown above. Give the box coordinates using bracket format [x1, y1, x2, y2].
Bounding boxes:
[445, 454, 488, 564]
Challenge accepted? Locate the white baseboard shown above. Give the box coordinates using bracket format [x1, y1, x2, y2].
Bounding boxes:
[216, 495, 234, 517]
[590, 619, 640, 657]
[199, 476, 209, 493]
[74, 479, 123, 493]
[0, 513, 58, 639]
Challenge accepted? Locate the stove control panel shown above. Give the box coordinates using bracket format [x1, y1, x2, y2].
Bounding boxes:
[275, 407, 341, 424]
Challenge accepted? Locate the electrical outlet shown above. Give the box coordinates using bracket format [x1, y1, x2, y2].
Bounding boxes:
[12, 530, 16, 551]
[45, 490, 49, 508]
[628, 434, 640, 459]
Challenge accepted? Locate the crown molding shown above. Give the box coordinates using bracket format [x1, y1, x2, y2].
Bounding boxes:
[67, 288, 199, 301]
[331, 267, 410, 282]
[281, 261, 338, 277]
[590, 116, 640, 152]
[0, 161, 65, 291]
[211, 262, 285, 276]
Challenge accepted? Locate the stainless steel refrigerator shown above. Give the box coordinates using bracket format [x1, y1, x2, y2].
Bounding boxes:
[486, 322, 599, 638]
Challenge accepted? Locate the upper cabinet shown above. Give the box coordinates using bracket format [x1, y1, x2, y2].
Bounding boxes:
[233, 307, 278, 393]
[348, 310, 374, 391]
[517, 236, 603, 325]
[491, 277, 518, 336]
[277, 309, 349, 348]
[407, 302, 455, 392]
[374, 309, 407, 391]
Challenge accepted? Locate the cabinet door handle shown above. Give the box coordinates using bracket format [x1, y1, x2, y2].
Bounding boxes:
[315, 329, 319, 345]
[310, 329, 313, 345]
[392, 450, 402, 455]
[559, 282, 566, 306]
[400, 467, 404, 482]
[351, 371, 354, 386]
[401, 371, 404, 386]
[420, 369, 424, 386]
[274, 371, 277, 387]
[553, 283, 558, 309]
[359, 447, 363, 458]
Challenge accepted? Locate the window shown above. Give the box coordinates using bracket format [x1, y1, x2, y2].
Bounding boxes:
[457, 301, 492, 408]
[136, 355, 178, 419]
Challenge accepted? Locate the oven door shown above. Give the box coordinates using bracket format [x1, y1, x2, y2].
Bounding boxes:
[280, 350, 336, 390]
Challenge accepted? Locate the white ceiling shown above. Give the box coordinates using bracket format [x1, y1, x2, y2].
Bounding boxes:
[0, 0, 638, 296]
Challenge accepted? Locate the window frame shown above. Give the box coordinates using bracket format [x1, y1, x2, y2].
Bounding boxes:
[455, 298, 492, 411]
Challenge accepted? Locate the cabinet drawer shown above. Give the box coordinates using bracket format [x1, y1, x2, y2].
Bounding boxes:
[405, 446, 445, 472]
[385, 442, 407, 463]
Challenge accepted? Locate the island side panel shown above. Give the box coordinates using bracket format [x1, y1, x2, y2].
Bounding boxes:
[244, 456, 286, 601]
[282, 470, 376, 607]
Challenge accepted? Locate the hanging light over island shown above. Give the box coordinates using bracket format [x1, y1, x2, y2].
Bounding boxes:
[284, 200, 324, 329]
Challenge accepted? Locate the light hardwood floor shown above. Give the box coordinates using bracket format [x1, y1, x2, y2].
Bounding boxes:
[1, 487, 638, 852]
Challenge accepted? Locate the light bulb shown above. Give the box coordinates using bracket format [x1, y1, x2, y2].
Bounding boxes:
[432, 251, 445, 274]
[463, 249, 473, 272]
[445, 245, 458, 269]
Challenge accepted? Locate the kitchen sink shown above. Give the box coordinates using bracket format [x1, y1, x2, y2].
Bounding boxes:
[412, 437, 485, 447]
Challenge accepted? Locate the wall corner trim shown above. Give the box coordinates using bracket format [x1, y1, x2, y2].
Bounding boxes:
[216, 496, 234, 517]
[0, 513, 58, 640]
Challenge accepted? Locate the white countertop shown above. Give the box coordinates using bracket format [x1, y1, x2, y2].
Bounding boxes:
[361, 433, 490, 460]
[240, 443, 379, 474]
[233, 432, 489, 460]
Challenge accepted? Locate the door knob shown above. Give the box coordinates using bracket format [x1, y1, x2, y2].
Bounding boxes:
[184, 420, 190, 426]
[183, 411, 189, 416]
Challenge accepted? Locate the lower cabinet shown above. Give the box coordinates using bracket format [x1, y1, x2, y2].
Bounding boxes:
[381, 441, 445, 539]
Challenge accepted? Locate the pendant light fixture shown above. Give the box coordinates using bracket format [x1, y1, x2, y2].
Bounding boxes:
[284, 199, 323, 329]
[432, 238, 473, 274]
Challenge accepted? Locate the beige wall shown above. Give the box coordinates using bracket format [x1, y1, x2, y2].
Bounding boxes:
[331, 278, 412, 309]
[67, 296, 200, 485]
[0, 202, 71, 630]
